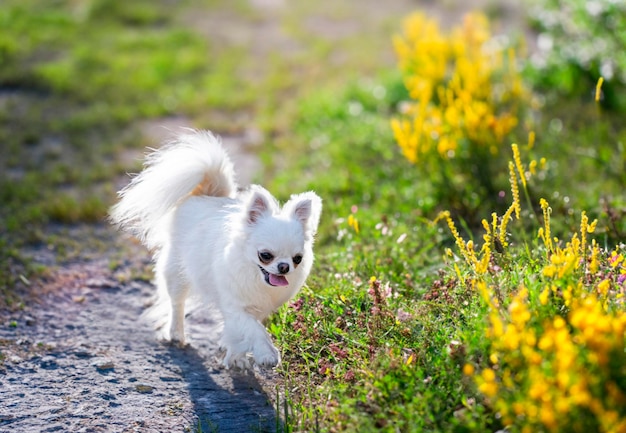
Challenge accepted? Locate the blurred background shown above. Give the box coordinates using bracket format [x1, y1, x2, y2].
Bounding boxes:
[1, 0, 624, 304]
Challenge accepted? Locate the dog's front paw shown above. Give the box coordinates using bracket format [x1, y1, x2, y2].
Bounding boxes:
[253, 339, 281, 369]
[222, 350, 252, 370]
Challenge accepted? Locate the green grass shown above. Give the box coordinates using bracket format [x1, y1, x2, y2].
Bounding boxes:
[262, 60, 626, 430]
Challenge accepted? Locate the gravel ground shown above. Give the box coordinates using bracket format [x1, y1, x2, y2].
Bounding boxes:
[0, 248, 280, 432]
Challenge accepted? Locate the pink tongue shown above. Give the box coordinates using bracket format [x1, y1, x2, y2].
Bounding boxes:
[269, 273, 289, 286]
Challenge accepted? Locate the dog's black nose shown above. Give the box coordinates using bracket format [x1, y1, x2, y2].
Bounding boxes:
[277, 262, 289, 274]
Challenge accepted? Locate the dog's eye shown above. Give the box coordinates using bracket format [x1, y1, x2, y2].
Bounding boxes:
[293, 254, 303, 265]
[258, 251, 274, 263]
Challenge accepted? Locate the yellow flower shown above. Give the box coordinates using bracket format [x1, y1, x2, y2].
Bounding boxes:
[508, 162, 521, 219]
[481, 368, 496, 382]
[589, 240, 599, 274]
[540, 403, 557, 430]
[478, 368, 498, 397]
[597, 279, 610, 297]
[553, 316, 565, 330]
[580, 211, 589, 256]
[489, 312, 504, 338]
[476, 251, 491, 274]
[510, 288, 530, 327]
[511, 143, 526, 188]
[527, 131, 536, 150]
[499, 202, 516, 248]
[595, 77, 604, 102]
[392, 12, 524, 164]
[610, 250, 624, 268]
[479, 381, 498, 397]
[529, 380, 548, 400]
[347, 214, 360, 234]
[475, 230, 626, 432]
[539, 198, 553, 252]
[436, 211, 477, 266]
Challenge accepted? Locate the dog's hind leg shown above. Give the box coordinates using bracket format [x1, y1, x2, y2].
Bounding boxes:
[168, 282, 189, 345]
[158, 249, 189, 345]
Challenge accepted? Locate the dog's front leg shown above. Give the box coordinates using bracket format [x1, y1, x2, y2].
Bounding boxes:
[220, 311, 280, 369]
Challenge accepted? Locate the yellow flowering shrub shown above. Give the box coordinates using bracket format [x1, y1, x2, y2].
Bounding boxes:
[391, 12, 524, 164]
[491, 254, 624, 432]
[440, 146, 626, 432]
[436, 142, 529, 274]
[480, 279, 626, 433]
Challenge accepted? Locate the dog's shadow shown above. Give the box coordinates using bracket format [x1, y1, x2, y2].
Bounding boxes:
[165, 343, 281, 432]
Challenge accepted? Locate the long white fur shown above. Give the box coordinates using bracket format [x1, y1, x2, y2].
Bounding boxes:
[110, 130, 237, 250]
[110, 129, 321, 369]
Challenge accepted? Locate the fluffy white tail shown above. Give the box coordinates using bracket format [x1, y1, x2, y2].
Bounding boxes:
[110, 130, 237, 249]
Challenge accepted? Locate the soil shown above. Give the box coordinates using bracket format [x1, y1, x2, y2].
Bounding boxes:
[0, 1, 527, 431]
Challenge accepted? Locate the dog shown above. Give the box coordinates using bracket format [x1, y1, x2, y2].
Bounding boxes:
[110, 130, 322, 368]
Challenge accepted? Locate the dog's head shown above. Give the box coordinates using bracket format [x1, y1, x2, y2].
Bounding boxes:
[243, 186, 322, 288]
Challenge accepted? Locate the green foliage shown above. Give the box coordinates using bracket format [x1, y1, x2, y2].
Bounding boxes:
[0, 0, 249, 305]
[0, 0, 227, 119]
[268, 73, 439, 236]
[264, 10, 626, 430]
[265, 76, 485, 430]
[526, 0, 626, 111]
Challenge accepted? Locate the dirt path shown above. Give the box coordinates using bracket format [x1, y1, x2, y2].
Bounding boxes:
[0, 1, 527, 431]
[1, 227, 280, 432]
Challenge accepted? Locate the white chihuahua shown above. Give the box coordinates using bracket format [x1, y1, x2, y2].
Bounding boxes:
[110, 130, 321, 368]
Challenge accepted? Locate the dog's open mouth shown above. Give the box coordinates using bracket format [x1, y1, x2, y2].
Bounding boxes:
[259, 266, 289, 287]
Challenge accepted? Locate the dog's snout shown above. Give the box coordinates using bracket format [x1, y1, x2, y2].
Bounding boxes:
[277, 262, 290, 274]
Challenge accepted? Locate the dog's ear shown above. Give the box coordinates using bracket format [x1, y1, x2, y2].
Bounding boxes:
[286, 192, 322, 236]
[247, 188, 274, 225]
[248, 192, 270, 224]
